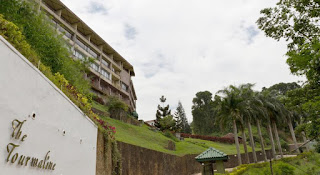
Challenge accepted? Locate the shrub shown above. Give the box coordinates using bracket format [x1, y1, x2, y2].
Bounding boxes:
[280, 139, 289, 152]
[163, 130, 179, 142]
[0, 0, 91, 96]
[107, 96, 128, 119]
[93, 95, 105, 105]
[271, 162, 295, 175]
[0, 12, 116, 137]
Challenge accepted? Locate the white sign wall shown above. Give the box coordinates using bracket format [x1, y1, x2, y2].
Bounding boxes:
[0, 36, 97, 175]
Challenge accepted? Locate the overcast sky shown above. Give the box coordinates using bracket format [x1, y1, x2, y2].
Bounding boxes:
[61, 0, 303, 122]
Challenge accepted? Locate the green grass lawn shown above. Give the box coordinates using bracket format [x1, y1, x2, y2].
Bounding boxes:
[105, 117, 266, 156]
[92, 101, 108, 113]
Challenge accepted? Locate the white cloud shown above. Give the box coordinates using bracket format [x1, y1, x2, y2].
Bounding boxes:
[61, 0, 304, 122]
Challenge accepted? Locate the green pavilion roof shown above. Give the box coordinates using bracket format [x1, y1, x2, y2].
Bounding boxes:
[195, 147, 229, 162]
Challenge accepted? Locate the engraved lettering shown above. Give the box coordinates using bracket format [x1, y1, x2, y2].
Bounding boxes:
[21, 135, 27, 142]
[30, 158, 38, 167]
[11, 153, 18, 163]
[25, 157, 31, 166]
[11, 119, 26, 140]
[18, 155, 25, 165]
[6, 143, 19, 162]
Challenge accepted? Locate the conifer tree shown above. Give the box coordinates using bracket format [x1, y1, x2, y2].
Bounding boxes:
[155, 95, 171, 130]
[174, 101, 191, 133]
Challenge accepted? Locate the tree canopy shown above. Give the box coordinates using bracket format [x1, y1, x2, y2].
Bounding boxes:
[192, 91, 218, 135]
[257, 0, 320, 84]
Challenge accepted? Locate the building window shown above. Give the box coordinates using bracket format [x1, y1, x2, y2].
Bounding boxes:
[57, 24, 72, 39]
[101, 68, 111, 80]
[90, 63, 99, 72]
[75, 37, 98, 59]
[87, 47, 98, 59]
[73, 49, 86, 60]
[101, 59, 110, 68]
[121, 82, 129, 92]
[75, 37, 88, 51]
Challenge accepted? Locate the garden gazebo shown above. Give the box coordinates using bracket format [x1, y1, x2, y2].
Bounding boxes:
[195, 147, 229, 175]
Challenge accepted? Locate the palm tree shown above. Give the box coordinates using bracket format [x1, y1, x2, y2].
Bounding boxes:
[253, 93, 271, 162]
[239, 120, 250, 163]
[216, 85, 244, 165]
[245, 97, 263, 163]
[216, 84, 254, 165]
[287, 112, 301, 153]
[239, 85, 260, 163]
[261, 91, 285, 159]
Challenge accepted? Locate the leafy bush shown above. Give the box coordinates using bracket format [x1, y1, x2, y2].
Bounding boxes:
[0, 11, 116, 137]
[93, 95, 105, 105]
[280, 139, 289, 152]
[162, 130, 179, 142]
[181, 133, 236, 144]
[0, 0, 91, 95]
[263, 162, 295, 175]
[107, 96, 128, 119]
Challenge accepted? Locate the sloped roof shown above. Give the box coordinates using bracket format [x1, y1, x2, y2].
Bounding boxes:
[195, 147, 228, 162]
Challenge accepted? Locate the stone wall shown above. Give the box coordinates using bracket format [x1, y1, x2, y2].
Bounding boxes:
[116, 140, 273, 175]
[225, 150, 273, 168]
[117, 142, 202, 175]
[96, 131, 113, 175]
[95, 126, 274, 175]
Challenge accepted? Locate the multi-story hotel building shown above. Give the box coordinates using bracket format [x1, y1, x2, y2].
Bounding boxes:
[36, 0, 137, 111]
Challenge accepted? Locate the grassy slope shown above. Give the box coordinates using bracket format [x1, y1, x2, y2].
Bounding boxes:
[92, 101, 108, 113]
[105, 117, 265, 156]
[228, 152, 320, 175]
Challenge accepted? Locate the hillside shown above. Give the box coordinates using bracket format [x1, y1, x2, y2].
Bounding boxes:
[104, 117, 264, 156]
[226, 152, 320, 175]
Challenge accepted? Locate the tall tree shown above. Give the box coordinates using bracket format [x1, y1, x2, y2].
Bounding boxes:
[239, 84, 260, 163]
[263, 82, 301, 96]
[257, 0, 320, 83]
[192, 91, 216, 135]
[265, 82, 301, 153]
[261, 91, 286, 158]
[258, 1, 320, 144]
[255, 92, 272, 162]
[155, 95, 171, 130]
[216, 85, 253, 165]
[159, 115, 176, 131]
[284, 84, 320, 147]
[174, 101, 191, 133]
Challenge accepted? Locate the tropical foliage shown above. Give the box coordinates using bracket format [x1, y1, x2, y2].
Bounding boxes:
[0, 0, 91, 96]
[257, 0, 320, 148]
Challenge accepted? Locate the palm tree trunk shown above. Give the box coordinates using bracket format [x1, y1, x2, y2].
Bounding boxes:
[233, 119, 242, 165]
[257, 119, 267, 162]
[247, 121, 257, 163]
[272, 120, 283, 158]
[287, 115, 300, 153]
[302, 131, 309, 151]
[267, 122, 276, 159]
[241, 129, 250, 164]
